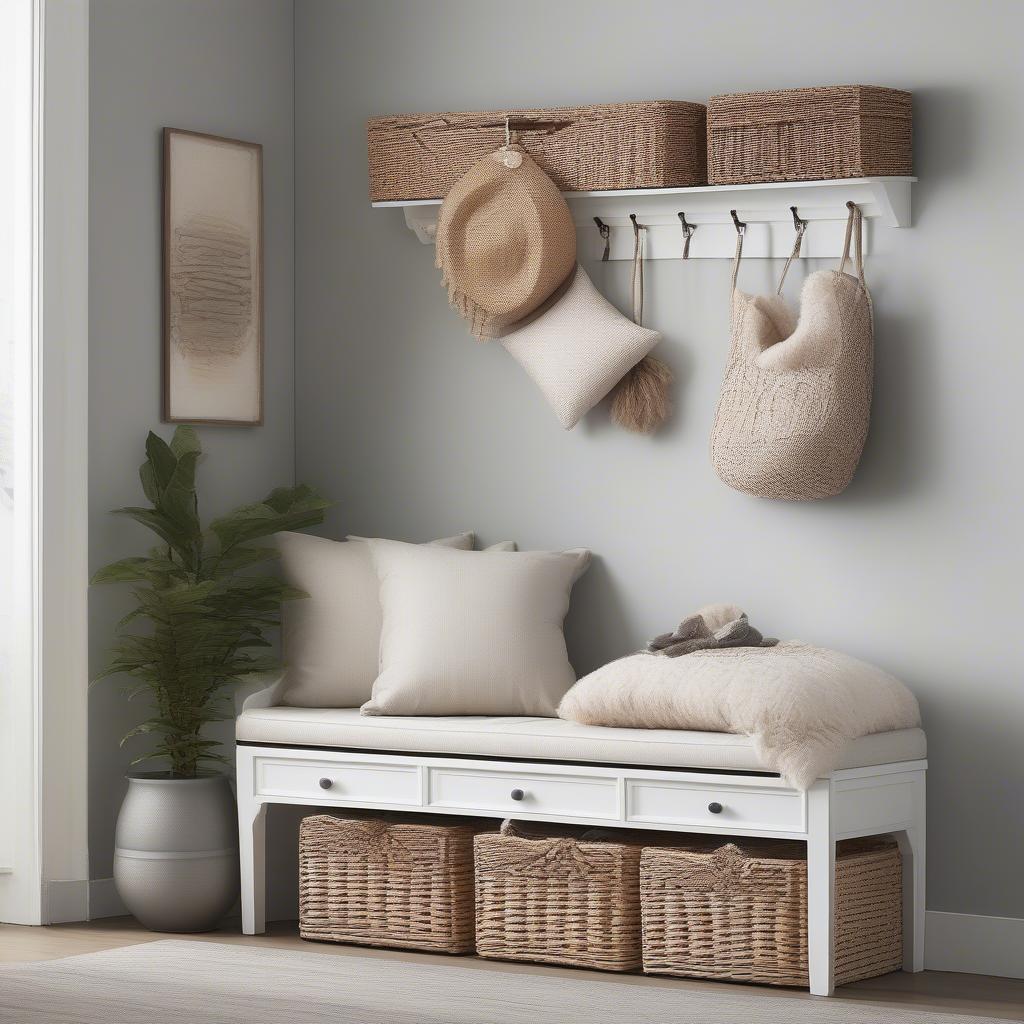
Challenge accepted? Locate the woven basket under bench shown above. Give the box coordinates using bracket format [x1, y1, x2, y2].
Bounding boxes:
[367, 101, 707, 202]
[299, 813, 493, 953]
[640, 837, 903, 987]
[474, 821, 664, 972]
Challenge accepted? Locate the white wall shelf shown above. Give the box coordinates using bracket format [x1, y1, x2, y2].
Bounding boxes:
[373, 176, 915, 260]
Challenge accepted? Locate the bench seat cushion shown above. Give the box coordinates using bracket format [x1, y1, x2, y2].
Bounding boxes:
[236, 707, 925, 776]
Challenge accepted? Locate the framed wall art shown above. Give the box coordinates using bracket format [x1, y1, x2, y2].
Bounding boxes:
[162, 128, 263, 425]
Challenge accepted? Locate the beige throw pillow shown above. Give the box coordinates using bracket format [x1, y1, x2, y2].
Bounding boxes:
[277, 531, 474, 708]
[361, 540, 591, 717]
[502, 265, 663, 429]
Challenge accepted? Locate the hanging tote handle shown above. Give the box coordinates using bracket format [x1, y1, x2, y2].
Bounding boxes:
[729, 210, 746, 293]
[838, 202, 866, 286]
[630, 214, 645, 325]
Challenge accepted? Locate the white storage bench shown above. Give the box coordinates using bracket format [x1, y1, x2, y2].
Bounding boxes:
[236, 683, 926, 996]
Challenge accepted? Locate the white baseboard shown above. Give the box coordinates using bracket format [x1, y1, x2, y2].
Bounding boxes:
[44, 879, 90, 924]
[87, 878, 127, 920]
[925, 911, 1024, 979]
[38, 883, 1024, 981]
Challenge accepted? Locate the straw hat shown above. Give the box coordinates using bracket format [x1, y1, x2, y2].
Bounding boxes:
[435, 143, 576, 338]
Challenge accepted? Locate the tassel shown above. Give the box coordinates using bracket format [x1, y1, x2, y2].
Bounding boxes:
[611, 356, 673, 434]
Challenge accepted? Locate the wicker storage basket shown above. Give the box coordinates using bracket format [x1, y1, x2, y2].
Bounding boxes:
[299, 813, 491, 953]
[640, 837, 902, 987]
[367, 101, 707, 202]
[707, 86, 912, 185]
[475, 821, 654, 972]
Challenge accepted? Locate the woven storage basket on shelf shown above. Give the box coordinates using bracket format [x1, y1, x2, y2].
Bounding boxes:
[640, 837, 903, 987]
[367, 101, 707, 202]
[299, 813, 492, 954]
[475, 821, 657, 972]
[707, 86, 912, 185]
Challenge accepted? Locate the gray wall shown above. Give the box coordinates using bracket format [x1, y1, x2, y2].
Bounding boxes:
[294, 0, 1024, 919]
[89, 0, 295, 878]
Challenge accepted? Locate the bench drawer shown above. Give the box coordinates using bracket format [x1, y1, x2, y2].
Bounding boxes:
[428, 766, 619, 821]
[626, 778, 805, 833]
[256, 757, 421, 806]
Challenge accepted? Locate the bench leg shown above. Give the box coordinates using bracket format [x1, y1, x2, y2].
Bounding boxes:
[237, 749, 267, 935]
[240, 802, 266, 935]
[807, 780, 835, 996]
[896, 773, 926, 972]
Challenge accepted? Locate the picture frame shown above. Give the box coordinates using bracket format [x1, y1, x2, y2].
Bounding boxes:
[162, 127, 264, 425]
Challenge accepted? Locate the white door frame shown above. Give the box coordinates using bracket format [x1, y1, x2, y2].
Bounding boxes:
[0, 0, 90, 926]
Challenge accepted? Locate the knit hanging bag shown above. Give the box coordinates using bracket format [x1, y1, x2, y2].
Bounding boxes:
[710, 204, 873, 500]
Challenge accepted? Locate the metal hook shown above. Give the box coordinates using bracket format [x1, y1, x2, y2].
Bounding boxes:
[778, 207, 808, 295]
[678, 212, 695, 260]
[593, 216, 610, 262]
[629, 213, 641, 237]
[730, 209, 746, 235]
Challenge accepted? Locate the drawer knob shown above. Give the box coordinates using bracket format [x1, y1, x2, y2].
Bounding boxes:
[318, 778, 333, 790]
[707, 801, 723, 814]
[510, 788, 525, 801]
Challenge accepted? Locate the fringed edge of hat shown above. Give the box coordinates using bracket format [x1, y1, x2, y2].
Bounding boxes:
[438, 268, 496, 340]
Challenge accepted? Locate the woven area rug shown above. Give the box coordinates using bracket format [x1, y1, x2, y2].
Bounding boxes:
[0, 939, 1003, 1023]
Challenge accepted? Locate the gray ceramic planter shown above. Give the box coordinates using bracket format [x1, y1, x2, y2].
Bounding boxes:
[113, 772, 239, 933]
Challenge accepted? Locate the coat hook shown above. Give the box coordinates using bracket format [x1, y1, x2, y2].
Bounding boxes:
[594, 216, 610, 262]
[629, 213, 641, 237]
[678, 211, 696, 259]
[778, 206, 809, 295]
[730, 209, 746, 234]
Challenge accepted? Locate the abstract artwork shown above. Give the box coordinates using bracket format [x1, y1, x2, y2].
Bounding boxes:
[163, 128, 263, 424]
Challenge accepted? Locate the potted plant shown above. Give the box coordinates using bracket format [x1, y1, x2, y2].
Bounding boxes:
[93, 426, 327, 931]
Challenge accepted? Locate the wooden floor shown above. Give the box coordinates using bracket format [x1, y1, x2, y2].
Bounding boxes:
[1, 917, 1022, 1020]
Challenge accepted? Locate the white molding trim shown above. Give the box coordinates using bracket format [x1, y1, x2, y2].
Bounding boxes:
[36, 0, 91, 914]
[925, 911, 1024, 980]
[88, 878, 127, 920]
[44, 879, 90, 924]
[0, 0, 90, 927]
[0, 0, 46, 928]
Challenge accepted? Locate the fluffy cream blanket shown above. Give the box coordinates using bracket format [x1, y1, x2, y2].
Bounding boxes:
[558, 641, 920, 789]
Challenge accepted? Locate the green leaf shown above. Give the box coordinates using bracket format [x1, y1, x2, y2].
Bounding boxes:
[203, 545, 279, 576]
[91, 557, 152, 585]
[116, 606, 146, 629]
[145, 432, 177, 492]
[170, 425, 202, 459]
[140, 461, 161, 505]
[157, 450, 201, 540]
[263, 484, 323, 514]
[210, 486, 329, 552]
[113, 507, 194, 555]
[120, 721, 161, 745]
